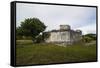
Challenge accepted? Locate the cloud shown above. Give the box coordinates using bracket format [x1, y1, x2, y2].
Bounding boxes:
[16, 3, 96, 34]
[76, 22, 96, 35]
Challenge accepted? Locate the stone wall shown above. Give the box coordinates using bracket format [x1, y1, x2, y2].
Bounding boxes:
[45, 25, 82, 44]
[45, 30, 82, 44]
[46, 31, 70, 43]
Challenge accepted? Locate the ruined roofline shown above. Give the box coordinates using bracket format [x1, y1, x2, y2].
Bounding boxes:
[44, 29, 82, 34]
[60, 25, 70, 30]
[51, 29, 70, 32]
[44, 25, 82, 34]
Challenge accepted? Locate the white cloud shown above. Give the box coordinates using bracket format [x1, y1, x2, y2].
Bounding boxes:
[16, 3, 96, 34]
[76, 22, 96, 35]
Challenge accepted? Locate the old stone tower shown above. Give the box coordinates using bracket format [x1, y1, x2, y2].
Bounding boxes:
[45, 25, 82, 44]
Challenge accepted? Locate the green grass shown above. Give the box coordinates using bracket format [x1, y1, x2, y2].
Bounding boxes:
[16, 40, 97, 65]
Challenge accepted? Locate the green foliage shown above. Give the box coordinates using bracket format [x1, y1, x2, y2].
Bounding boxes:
[35, 35, 44, 43]
[16, 27, 23, 36]
[16, 18, 46, 42]
[82, 33, 96, 43]
[85, 34, 96, 40]
[42, 32, 50, 40]
[35, 32, 50, 43]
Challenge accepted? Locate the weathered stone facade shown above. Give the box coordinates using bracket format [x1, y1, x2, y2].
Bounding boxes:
[45, 25, 82, 44]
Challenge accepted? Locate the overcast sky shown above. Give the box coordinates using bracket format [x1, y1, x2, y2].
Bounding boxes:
[16, 3, 96, 35]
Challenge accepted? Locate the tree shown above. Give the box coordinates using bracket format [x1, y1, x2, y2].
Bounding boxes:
[82, 33, 96, 43]
[16, 18, 46, 42]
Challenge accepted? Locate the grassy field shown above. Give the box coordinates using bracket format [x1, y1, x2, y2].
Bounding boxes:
[16, 40, 97, 65]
